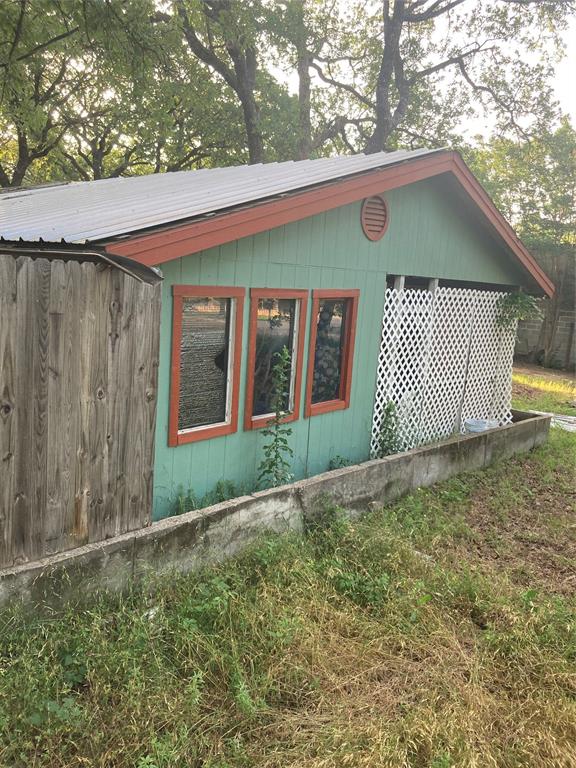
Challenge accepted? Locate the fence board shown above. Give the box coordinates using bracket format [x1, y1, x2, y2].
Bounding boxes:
[63, 261, 83, 550]
[75, 262, 95, 545]
[13, 258, 35, 563]
[0, 257, 17, 565]
[105, 269, 128, 539]
[32, 259, 51, 559]
[84, 263, 108, 543]
[45, 259, 67, 552]
[0, 255, 161, 567]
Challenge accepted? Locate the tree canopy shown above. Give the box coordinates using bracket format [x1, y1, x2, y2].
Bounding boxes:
[0, 0, 573, 189]
[467, 119, 576, 254]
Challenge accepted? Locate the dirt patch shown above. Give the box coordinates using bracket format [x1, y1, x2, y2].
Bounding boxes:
[512, 381, 539, 400]
[456, 456, 576, 595]
[514, 363, 575, 384]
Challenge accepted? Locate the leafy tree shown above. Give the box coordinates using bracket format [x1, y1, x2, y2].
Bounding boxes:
[0, 0, 573, 184]
[174, 0, 270, 164]
[0, 0, 254, 185]
[264, 0, 361, 159]
[468, 120, 576, 367]
[301, 0, 572, 153]
[468, 119, 576, 253]
[0, 0, 164, 186]
[53, 53, 247, 181]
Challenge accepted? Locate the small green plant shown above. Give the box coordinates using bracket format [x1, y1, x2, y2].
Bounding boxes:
[304, 496, 347, 537]
[430, 753, 454, 768]
[328, 455, 352, 470]
[335, 570, 391, 607]
[257, 345, 294, 488]
[201, 479, 244, 507]
[172, 480, 247, 515]
[496, 292, 542, 330]
[377, 401, 401, 457]
[174, 485, 198, 515]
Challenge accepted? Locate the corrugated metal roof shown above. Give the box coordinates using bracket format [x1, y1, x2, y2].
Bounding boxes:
[0, 149, 441, 244]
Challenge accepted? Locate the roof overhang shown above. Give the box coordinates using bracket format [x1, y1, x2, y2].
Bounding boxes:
[104, 151, 553, 297]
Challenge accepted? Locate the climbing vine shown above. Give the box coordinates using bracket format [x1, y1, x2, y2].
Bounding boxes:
[496, 292, 542, 331]
[377, 401, 402, 458]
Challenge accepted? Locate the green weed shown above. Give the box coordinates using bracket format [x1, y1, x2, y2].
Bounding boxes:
[0, 429, 574, 767]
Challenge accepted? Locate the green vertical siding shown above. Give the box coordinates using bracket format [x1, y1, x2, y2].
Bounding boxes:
[152, 177, 526, 518]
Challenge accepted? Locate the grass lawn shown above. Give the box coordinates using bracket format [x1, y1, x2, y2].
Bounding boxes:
[1, 430, 575, 768]
[512, 368, 576, 416]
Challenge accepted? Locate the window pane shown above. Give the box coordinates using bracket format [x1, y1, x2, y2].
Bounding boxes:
[253, 298, 296, 416]
[311, 299, 347, 404]
[178, 297, 231, 431]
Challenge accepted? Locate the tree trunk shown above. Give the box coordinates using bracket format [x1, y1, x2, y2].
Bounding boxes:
[364, 1, 409, 154]
[237, 85, 264, 164]
[293, 0, 312, 160]
[296, 49, 312, 160]
[228, 45, 264, 164]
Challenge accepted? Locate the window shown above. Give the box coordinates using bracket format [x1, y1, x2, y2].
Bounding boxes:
[245, 289, 308, 430]
[169, 285, 245, 446]
[305, 289, 359, 417]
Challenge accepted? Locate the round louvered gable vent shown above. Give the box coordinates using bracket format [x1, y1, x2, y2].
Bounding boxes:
[361, 195, 389, 241]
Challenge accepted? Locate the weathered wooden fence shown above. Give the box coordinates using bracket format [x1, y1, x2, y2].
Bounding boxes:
[0, 255, 161, 568]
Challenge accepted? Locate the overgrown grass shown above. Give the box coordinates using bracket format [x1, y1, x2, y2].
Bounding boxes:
[512, 371, 576, 416]
[1, 430, 575, 767]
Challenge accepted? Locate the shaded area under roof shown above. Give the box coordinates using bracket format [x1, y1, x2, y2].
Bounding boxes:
[0, 149, 440, 245]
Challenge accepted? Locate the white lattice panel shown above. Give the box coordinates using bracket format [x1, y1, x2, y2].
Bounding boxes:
[371, 287, 516, 457]
[372, 289, 433, 449]
[460, 293, 517, 428]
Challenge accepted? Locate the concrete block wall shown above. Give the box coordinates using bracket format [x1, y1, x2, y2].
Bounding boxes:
[516, 309, 576, 369]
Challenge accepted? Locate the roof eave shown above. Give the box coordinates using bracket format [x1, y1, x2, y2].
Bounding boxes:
[104, 150, 553, 298]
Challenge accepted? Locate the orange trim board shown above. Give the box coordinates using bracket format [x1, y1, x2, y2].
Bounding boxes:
[244, 288, 308, 431]
[105, 151, 553, 297]
[168, 285, 245, 446]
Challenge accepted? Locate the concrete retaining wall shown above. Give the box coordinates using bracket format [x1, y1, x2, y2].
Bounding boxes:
[0, 412, 551, 607]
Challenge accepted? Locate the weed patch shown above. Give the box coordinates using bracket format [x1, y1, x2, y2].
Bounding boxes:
[0, 430, 574, 767]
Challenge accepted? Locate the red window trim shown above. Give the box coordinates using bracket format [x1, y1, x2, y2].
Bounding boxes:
[244, 288, 308, 430]
[305, 289, 359, 418]
[169, 285, 245, 447]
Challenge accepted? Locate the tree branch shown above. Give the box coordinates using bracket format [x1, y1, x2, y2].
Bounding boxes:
[404, 0, 468, 22]
[174, 0, 237, 91]
[457, 59, 531, 140]
[309, 61, 372, 108]
[407, 42, 494, 85]
[0, 25, 80, 69]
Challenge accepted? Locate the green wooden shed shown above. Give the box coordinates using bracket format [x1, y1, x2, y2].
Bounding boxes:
[0, 149, 553, 521]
